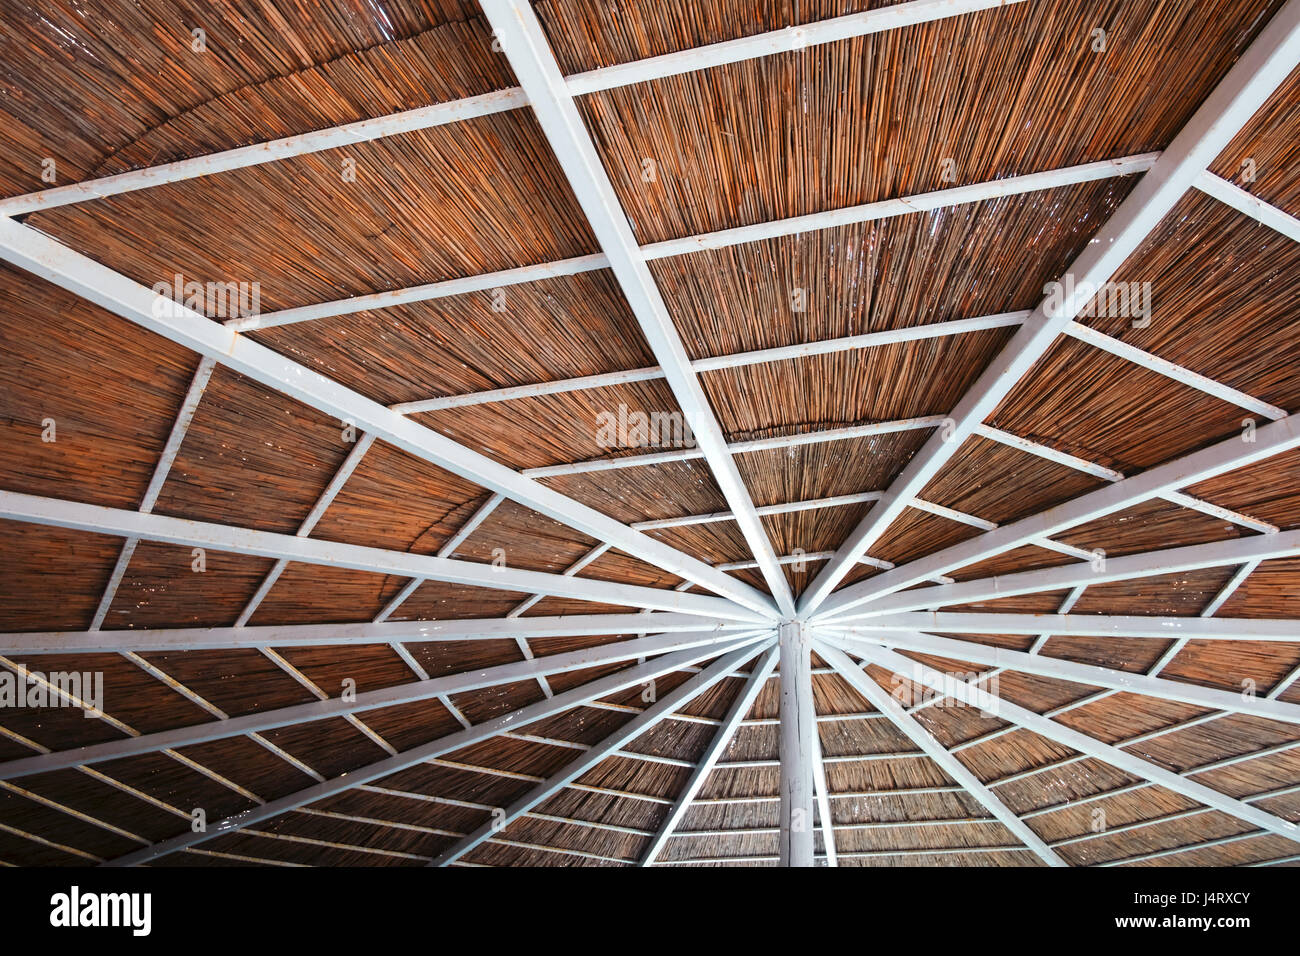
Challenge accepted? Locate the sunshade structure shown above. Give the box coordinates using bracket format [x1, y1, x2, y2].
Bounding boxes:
[0, 0, 1299, 869]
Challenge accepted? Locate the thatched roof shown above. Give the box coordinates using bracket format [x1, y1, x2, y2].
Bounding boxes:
[0, 0, 1298, 867]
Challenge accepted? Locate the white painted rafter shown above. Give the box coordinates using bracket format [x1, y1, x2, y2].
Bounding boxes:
[640, 645, 779, 864]
[481, 0, 797, 615]
[0, 611, 748, 656]
[0, 490, 762, 621]
[838, 611, 1300, 642]
[825, 629, 1300, 725]
[102, 634, 766, 865]
[429, 639, 771, 865]
[837, 530, 1300, 618]
[844, 643, 1300, 843]
[0, 630, 762, 780]
[1196, 171, 1300, 242]
[0, 0, 1023, 218]
[391, 313, 1028, 413]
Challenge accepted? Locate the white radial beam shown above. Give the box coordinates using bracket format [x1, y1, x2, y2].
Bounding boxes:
[0, 630, 759, 780]
[816, 642, 1065, 866]
[825, 629, 1300, 725]
[0, 216, 776, 619]
[843, 643, 1300, 843]
[0, 490, 764, 622]
[816, 412, 1300, 620]
[482, 0, 795, 616]
[842, 529, 1300, 618]
[640, 645, 779, 865]
[798, 0, 1300, 616]
[0, 0, 1020, 217]
[429, 638, 772, 866]
[102, 636, 764, 866]
[777, 621, 816, 866]
[843, 611, 1300, 642]
[0, 612, 748, 656]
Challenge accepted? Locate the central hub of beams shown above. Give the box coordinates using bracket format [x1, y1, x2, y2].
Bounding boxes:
[777, 621, 816, 867]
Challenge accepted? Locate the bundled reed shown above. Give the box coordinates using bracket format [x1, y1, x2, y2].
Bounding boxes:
[571, 0, 1277, 244]
[0, 0, 483, 197]
[2, 0, 1298, 868]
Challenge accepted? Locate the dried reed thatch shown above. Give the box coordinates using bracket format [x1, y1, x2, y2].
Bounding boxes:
[0, 0, 1297, 869]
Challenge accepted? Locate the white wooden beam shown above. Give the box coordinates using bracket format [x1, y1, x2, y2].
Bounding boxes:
[392, 312, 1027, 413]
[840, 611, 1300, 642]
[825, 629, 1300, 725]
[102, 636, 765, 866]
[1062, 322, 1288, 420]
[0, 216, 776, 618]
[0, 490, 763, 621]
[482, 0, 796, 616]
[640, 646, 779, 865]
[777, 621, 815, 866]
[837, 529, 1300, 618]
[798, 0, 1300, 616]
[816, 412, 1300, 620]
[845, 643, 1300, 843]
[632, 491, 884, 532]
[1196, 171, 1300, 243]
[521, 415, 944, 478]
[0, 611, 748, 656]
[0, 630, 762, 780]
[817, 642, 1065, 866]
[89, 357, 217, 630]
[429, 639, 771, 865]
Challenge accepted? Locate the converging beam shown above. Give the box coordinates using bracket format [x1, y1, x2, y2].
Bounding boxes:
[482, 0, 796, 616]
[641, 646, 779, 865]
[837, 529, 1300, 618]
[0, 490, 763, 622]
[816, 413, 1300, 619]
[430, 639, 772, 865]
[0, 630, 763, 780]
[102, 636, 767, 865]
[798, 0, 1300, 616]
[843, 643, 1300, 844]
[816, 642, 1065, 866]
[0, 612, 750, 656]
[839, 612, 1300, 642]
[826, 629, 1300, 725]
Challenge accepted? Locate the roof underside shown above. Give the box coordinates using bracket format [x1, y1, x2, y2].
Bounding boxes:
[0, 0, 1299, 867]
